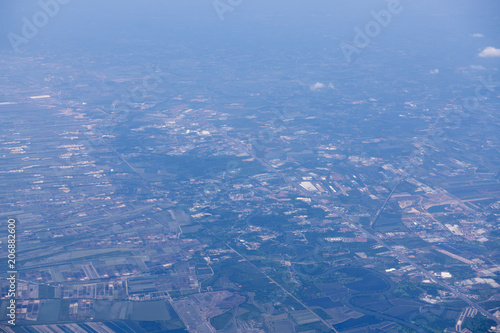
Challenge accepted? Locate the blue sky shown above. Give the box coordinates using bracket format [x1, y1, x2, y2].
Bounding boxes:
[1, 0, 499, 67]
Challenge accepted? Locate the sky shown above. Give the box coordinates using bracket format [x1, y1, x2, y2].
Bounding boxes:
[0, 0, 499, 68]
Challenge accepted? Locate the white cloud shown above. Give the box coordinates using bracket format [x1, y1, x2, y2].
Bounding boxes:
[328, 83, 335, 89]
[471, 33, 484, 38]
[470, 65, 485, 70]
[479, 46, 500, 58]
[429, 69, 439, 74]
[310, 82, 325, 91]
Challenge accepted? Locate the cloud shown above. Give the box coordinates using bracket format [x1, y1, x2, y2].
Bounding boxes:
[479, 46, 500, 58]
[469, 65, 485, 70]
[310, 82, 325, 91]
[471, 33, 484, 38]
[429, 69, 439, 74]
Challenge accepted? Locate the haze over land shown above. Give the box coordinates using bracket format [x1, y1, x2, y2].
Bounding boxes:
[1, 1, 500, 332]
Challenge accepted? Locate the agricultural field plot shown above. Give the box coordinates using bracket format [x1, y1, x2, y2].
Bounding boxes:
[131, 301, 177, 321]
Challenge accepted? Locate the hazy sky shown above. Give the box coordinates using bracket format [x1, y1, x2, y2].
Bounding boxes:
[1, 0, 499, 66]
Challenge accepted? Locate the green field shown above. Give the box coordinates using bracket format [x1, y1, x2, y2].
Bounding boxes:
[210, 310, 233, 330]
[38, 300, 60, 322]
[131, 301, 175, 321]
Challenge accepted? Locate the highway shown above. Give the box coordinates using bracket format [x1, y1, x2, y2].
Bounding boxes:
[219, 129, 500, 329]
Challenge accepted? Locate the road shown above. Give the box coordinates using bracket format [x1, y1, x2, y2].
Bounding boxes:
[385, 244, 500, 325]
[234, 138, 500, 327]
[369, 180, 401, 228]
[222, 241, 340, 333]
